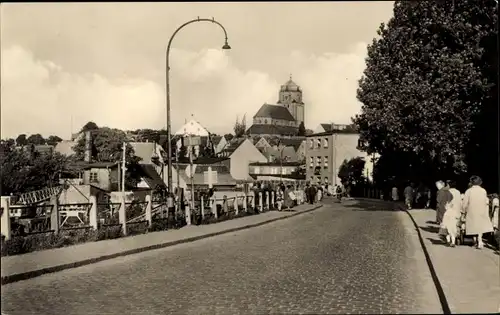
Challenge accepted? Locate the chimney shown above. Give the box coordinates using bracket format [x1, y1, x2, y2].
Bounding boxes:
[84, 131, 92, 163]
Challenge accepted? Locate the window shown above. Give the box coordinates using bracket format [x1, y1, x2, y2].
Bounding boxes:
[309, 140, 313, 149]
[281, 167, 287, 175]
[316, 138, 321, 148]
[357, 139, 364, 148]
[309, 157, 314, 168]
[324, 156, 328, 168]
[89, 172, 99, 183]
[316, 156, 321, 165]
[253, 166, 260, 174]
[271, 167, 278, 175]
[316, 177, 322, 183]
[324, 177, 329, 184]
[323, 138, 328, 148]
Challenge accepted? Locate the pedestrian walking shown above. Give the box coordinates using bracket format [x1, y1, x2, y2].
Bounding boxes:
[316, 185, 323, 202]
[441, 180, 461, 247]
[462, 176, 494, 249]
[404, 183, 414, 210]
[284, 185, 295, 210]
[276, 185, 284, 211]
[392, 186, 399, 201]
[435, 180, 452, 226]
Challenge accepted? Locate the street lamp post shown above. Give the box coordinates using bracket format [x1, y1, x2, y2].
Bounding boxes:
[165, 17, 231, 197]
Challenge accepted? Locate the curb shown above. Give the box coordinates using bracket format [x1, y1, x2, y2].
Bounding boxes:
[1, 204, 323, 286]
[402, 207, 451, 315]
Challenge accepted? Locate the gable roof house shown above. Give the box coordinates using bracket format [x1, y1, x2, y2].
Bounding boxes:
[218, 138, 267, 181]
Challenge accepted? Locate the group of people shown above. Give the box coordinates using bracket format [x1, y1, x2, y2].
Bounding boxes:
[397, 176, 498, 249]
[435, 176, 498, 249]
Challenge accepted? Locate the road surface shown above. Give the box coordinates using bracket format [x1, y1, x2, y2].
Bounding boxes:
[1, 199, 442, 314]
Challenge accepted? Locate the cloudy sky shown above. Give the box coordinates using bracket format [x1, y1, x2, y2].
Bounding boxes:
[0, 2, 394, 139]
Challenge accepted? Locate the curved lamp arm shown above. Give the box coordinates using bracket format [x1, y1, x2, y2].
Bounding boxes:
[166, 17, 230, 70]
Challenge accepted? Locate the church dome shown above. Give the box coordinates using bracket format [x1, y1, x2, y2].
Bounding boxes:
[280, 75, 301, 92]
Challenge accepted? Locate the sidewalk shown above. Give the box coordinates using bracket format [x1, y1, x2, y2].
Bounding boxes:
[1, 203, 322, 285]
[408, 209, 500, 314]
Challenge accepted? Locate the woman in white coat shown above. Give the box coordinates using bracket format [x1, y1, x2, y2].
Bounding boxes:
[441, 180, 461, 247]
[462, 176, 494, 249]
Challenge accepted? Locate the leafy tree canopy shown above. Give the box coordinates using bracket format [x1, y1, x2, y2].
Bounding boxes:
[233, 114, 246, 138]
[15, 134, 28, 146]
[27, 134, 45, 145]
[46, 135, 63, 146]
[80, 121, 99, 133]
[353, 0, 498, 186]
[0, 141, 68, 195]
[338, 157, 366, 186]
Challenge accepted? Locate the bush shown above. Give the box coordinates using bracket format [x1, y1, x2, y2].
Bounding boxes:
[127, 221, 148, 236]
[96, 225, 123, 241]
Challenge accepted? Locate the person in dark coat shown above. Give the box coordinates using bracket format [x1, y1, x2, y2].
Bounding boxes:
[436, 180, 452, 226]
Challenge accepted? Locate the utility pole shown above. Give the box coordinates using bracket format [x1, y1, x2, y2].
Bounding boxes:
[189, 134, 195, 213]
[120, 142, 127, 236]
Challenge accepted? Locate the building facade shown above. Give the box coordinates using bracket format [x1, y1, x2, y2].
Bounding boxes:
[305, 125, 373, 186]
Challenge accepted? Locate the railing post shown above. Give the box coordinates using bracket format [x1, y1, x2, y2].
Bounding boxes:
[234, 197, 239, 215]
[251, 192, 256, 209]
[145, 194, 152, 227]
[243, 193, 248, 212]
[185, 204, 192, 225]
[265, 192, 270, 210]
[271, 191, 275, 209]
[201, 196, 205, 220]
[259, 192, 263, 211]
[120, 197, 127, 236]
[89, 196, 98, 230]
[50, 195, 60, 234]
[1, 196, 12, 241]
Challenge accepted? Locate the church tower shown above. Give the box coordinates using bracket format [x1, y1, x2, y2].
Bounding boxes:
[277, 75, 305, 127]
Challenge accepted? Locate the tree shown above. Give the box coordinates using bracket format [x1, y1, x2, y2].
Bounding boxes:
[72, 127, 143, 188]
[224, 133, 234, 141]
[27, 134, 46, 145]
[16, 134, 28, 146]
[1, 140, 68, 195]
[298, 121, 306, 136]
[46, 135, 63, 146]
[80, 121, 99, 133]
[338, 157, 366, 186]
[233, 114, 247, 138]
[353, 1, 498, 189]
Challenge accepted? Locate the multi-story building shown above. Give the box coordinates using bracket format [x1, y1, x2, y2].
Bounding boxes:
[305, 124, 373, 186]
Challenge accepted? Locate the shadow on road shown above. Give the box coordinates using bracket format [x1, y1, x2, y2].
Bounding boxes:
[426, 237, 447, 246]
[426, 220, 437, 225]
[420, 225, 440, 234]
[342, 200, 403, 212]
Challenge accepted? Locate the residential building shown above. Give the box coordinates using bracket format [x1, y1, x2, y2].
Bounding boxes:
[176, 160, 237, 190]
[249, 161, 304, 181]
[246, 76, 305, 137]
[305, 125, 373, 186]
[80, 162, 120, 192]
[212, 135, 229, 155]
[219, 138, 267, 181]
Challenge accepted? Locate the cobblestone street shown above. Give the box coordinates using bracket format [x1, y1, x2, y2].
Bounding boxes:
[1, 199, 441, 314]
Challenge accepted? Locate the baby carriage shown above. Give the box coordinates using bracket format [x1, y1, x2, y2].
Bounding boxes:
[456, 213, 467, 246]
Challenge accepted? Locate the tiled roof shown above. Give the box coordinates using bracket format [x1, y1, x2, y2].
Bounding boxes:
[253, 104, 295, 121]
[178, 164, 236, 186]
[246, 124, 298, 136]
[138, 164, 167, 190]
[250, 161, 302, 167]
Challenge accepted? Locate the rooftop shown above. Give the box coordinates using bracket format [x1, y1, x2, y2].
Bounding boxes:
[246, 124, 299, 136]
[253, 104, 296, 121]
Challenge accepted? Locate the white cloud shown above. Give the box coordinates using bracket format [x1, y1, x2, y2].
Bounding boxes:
[0, 43, 368, 139]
